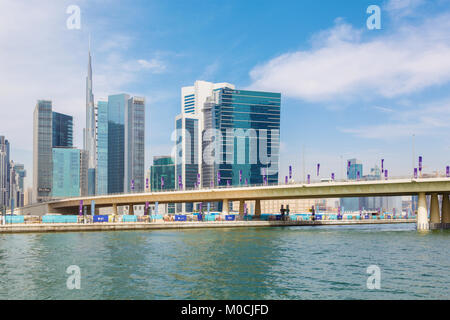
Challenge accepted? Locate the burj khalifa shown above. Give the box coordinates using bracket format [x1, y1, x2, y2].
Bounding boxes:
[83, 39, 96, 195]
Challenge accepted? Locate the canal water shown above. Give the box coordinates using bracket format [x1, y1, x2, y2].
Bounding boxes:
[0, 223, 448, 300]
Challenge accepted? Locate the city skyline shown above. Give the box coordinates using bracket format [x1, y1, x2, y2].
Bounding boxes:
[1, 0, 450, 190]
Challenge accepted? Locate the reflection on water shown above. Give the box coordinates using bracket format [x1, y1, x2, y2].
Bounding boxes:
[0, 224, 448, 299]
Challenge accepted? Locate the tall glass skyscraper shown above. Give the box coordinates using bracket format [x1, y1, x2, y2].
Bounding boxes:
[107, 94, 129, 194]
[0, 136, 10, 209]
[52, 112, 73, 148]
[201, 88, 281, 187]
[33, 100, 53, 203]
[52, 148, 80, 198]
[125, 97, 145, 192]
[175, 115, 199, 190]
[96, 100, 108, 195]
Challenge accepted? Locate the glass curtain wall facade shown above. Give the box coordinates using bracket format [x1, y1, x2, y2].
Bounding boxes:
[52, 112, 73, 148]
[201, 88, 281, 187]
[33, 100, 53, 202]
[150, 156, 175, 191]
[0, 136, 10, 209]
[96, 101, 108, 195]
[125, 97, 145, 193]
[107, 94, 129, 194]
[52, 148, 80, 198]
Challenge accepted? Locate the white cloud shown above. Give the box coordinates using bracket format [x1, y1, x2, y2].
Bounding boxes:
[340, 100, 450, 139]
[385, 0, 425, 16]
[248, 13, 450, 102]
[137, 59, 166, 73]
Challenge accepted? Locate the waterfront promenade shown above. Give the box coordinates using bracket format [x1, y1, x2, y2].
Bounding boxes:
[0, 218, 415, 234]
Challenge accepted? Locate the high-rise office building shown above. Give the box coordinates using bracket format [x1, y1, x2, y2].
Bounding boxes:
[33, 100, 53, 203]
[96, 100, 108, 195]
[150, 156, 175, 191]
[84, 43, 97, 195]
[340, 158, 363, 212]
[10, 162, 26, 208]
[347, 159, 363, 180]
[107, 94, 129, 194]
[104, 94, 146, 194]
[52, 112, 73, 148]
[0, 136, 10, 209]
[80, 150, 89, 196]
[175, 114, 199, 190]
[175, 81, 234, 190]
[180, 81, 235, 169]
[201, 87, 281, 187]
[125, 97, 145, 192]
[52, 148, 80, 198]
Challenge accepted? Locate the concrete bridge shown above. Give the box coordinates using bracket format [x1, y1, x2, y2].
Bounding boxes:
[19, 177, 450, 230]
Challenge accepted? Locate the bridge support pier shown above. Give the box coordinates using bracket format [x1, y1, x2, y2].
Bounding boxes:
[129, 205, 134, 215]
[441, 193, 450, 228]
[223, 199, 229, 215]
[113, 203, 118, 216]
[239, 200, 245, 217]
[430, 193, 441, 229]
[417, 192, 429, 231]
[255, 200, 261, 217]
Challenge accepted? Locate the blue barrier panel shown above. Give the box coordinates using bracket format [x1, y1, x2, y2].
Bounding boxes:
[175, 215, 187, 221]
[197, 214, 203, 221]
[365, 215, 370, 219]
[315, 215, 322, 220]
[275, 215, 282, 220]
[5, 216, 24, 224]
[225, 215, 235, 221]
[122, 215, 137, 222]
[93, 215, 108, 223]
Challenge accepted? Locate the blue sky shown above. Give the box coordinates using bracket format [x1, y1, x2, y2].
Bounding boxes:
[1, 0, 450, 187]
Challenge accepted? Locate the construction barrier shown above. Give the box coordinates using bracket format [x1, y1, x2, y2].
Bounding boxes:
[93, 215, 109, 223]
[175, 215, 187, 221]
[4, 215, 25, 224]
[122, 215, 138, 222]
[42, 215, 78, 223]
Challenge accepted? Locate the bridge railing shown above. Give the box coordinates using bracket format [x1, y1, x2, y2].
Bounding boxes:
[48, 174, 449, 202]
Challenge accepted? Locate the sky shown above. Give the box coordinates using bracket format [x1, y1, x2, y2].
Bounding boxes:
[1, 0, 450, 189]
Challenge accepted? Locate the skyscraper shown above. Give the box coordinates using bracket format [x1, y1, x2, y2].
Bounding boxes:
[52, 112, 73, 148]
[52, 148, 80, 198]
[0, 136, 10, 209]
[10, 162, 26, 208]
[107, 94, 129, 194]
[33, 100, 53, 203]
[201, 87, 281, 187]
[125, 97, 145, 192]
[151, 156, 175, 191]
[175, 114, 199, 190]
[175, 81, 235, 193]
[84, 42, 96, 195]
[96, 100, 108, 195]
